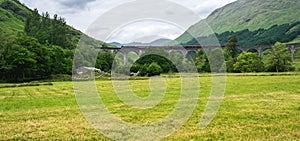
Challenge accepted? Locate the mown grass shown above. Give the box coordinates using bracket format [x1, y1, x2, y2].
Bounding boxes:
[1, 74, 300, 140]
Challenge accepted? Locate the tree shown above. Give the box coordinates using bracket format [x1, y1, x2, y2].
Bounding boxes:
[25, 8, 40, 37]
[169, 51, 184, 72]
[263, 42, 294, 72]
[147, 62, 163, 76]
[25, 9, 72, 49]
[5, 44, 37, 81]
[207, 48, 226, 72]
[0, 35, 66, 81]
[17, 35, 51, 77]
[136, 48, 173, 73]
[225, 35, 239, 60]
[49, 45, 72, 74]
[96, 51, 115, 72]
[234, 52, 264, 72]
[194, 49, 210, 72]
[138, 65, 148, 76]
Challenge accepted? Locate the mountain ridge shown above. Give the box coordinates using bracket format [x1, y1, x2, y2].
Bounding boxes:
[176, 0, 300, 45]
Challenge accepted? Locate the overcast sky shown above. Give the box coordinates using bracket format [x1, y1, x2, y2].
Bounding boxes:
[19, 0, 237, 43]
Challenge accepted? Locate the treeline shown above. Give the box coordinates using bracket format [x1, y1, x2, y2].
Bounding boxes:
[0, 6, 115, 82]
[116, 36, 295, 76]
[0, 34, 73, 81]
[184, 22, 300, 46]
[194, 36, 295, 73]
[25, 9, 75, 49]
[0, 8, 77, 82]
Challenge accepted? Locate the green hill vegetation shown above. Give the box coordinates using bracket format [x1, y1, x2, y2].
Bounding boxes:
[0, 0, 114, 82]
[181, 22, 300, 46]
[175, 0, 300, 45]
[0, 0, 29, 33]
[0, 0, 112, 48]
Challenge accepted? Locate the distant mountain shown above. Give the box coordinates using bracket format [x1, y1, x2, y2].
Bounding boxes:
[124, 38, 172, 46]
[149, 38, 172, 46]
[124, 42, 147, 46]
[109, 42, 122, 48]
[175, 0, 300, 45]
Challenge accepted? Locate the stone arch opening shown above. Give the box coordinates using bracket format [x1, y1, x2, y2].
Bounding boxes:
[169, 50, 185, 58]
[114, 51, 126, 65]
[247, 48, 258, 53]
[128, 51, 139, 64]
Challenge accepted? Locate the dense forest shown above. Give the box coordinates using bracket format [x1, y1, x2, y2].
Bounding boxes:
[0, 2, 113, 82]
[0, 8, 74, 82]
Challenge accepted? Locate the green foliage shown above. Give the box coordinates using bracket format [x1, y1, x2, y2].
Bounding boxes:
[194, 49, 210, 72]
[0, 0, 117, 82]
[49, 45, 73, 75]
[169, 51, 188, 72]
[192, 42, 294, 73]
[96, 51, 115, 72]
[288, 36, 300, 44]
[128, 48, 198, 76]
[0, 35, 73, 82]
[207, 48, 226, 72]
[225, 57, 235, 73]
[263, 42, 295, 72]
[181, 22, 300, 46]
[137, 65, 148, 76]
[0, 0, 29, 18]
[24, 9, 72, 49]
[113, 65, 130, 76]
[136, 48, 174, 73]
[225, 36, 238, 59]
[0, 0, 29, 34]
[147, 62, 163, 76]
[234, 52, 264, 72]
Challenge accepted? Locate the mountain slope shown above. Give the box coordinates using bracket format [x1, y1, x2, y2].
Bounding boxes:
[0, 0, 113, 48]
[176, 0, 300, 45]
[0, 0, 30, 33]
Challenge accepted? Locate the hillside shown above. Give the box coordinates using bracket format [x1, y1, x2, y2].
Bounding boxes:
[176, 0, 300, 45]
[0, 0, 29, 33]
[0, 0, 113, 48]
[0, 0, 115, 82]
[183, 22, 300, 46]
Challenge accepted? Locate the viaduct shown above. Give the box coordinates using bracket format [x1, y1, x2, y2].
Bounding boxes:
[96, 43, 300, 65]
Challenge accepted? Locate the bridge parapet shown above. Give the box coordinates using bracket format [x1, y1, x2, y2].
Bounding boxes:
[95, 44, 300, 64]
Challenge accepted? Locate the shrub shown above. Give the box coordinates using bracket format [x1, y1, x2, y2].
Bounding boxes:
[147, 62, 163, 76]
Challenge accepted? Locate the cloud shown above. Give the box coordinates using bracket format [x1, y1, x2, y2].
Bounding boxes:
[58, 0, 96, 9]
[19, 0, 237, 43]
[107, 21, 183, 43]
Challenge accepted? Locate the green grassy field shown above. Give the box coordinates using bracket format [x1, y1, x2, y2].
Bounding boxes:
[1, 74, 300, 140]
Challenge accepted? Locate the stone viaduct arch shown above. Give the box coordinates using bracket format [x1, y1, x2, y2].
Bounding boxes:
[97, 43, 300, 65]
